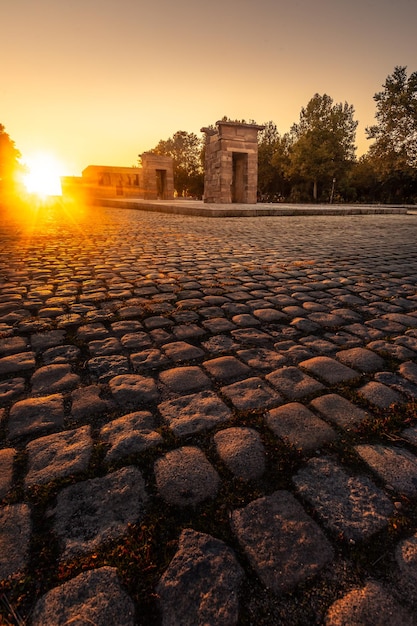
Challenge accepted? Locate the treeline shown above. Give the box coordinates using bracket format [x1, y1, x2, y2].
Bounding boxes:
[0, 124, 23, 196]
[149, 66, 417, 204]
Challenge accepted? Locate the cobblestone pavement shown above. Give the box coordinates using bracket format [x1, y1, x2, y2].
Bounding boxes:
[1, 201, 417, 625]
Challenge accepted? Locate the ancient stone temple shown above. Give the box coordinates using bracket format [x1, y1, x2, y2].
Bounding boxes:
[201, 121, 264, 204]
[63, 153, 174, 201]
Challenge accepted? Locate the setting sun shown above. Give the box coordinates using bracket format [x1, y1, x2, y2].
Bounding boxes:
[23, 152, 64, 197]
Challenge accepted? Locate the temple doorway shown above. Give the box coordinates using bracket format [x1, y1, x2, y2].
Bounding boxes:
[232, 152, 248, 203]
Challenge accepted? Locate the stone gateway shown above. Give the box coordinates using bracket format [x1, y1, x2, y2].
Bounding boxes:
[201, 120, 264, 204]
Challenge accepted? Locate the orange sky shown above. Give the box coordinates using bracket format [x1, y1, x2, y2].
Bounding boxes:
[3, 0, 417, 176]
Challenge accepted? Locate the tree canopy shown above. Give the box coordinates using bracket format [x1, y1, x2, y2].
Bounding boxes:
[363, 66, 417, 202]
[257, 122, 291, 201]
[0, 124, 22, 193]
[287, 94, 358, 201]
[366, 66, 417, 171]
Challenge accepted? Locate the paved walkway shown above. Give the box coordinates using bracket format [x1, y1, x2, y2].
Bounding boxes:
[1, 200, 417, 624]
[96, 197, 411, 217]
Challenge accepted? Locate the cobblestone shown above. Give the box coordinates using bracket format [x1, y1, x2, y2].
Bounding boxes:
[157, 529, 243, 626]
[2, 205, 417, 624]
[25, 426, 92, 487]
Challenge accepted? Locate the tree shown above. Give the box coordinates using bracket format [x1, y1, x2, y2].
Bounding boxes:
[149, 130, 204, 198]
[287, 94, 358, 201]
[257, 122, 291, 200]
[365, 67, 417, 203]
[0, 124, 22, 194]
[366, 66, 417, 170]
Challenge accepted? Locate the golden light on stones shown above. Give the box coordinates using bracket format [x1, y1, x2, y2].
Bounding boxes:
[23, 152, 64, 197]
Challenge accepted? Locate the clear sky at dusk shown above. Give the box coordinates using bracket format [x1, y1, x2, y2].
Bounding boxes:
[2, 0, 417, 176]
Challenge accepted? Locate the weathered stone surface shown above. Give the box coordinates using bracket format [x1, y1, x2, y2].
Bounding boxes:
[231, 328, 273, 346]
[31, 363, 80, 394]
[162, 340, 205, 362]
[157, 529, 243, 626]
[384, 312, 417, 328]
[201, 335, 237, 354]
[307, 312, 345, 328]
[42, 344, 81, 364]
[173, 322, 205, 340]
[0, 351, 35, 375]
[336, 347, 385, 373]
[53, 466, 147, 559]
[8, 393, 65, 439]
[31, 566, 136, 626]
[202, 317, 237, 334]
[202, 121, 262, 204]
[159, 366, 211, 393]
[293, 457, 393, 541]
[236, 347, 286, 371]
[290, 317, 321, 333]
[158, 390, 231, 436]
[220, 376, 282, 411]
[324, 580, 415, 626]
[130, 348, 169, 371]
[155, 446, 220, 506]
[367, 339, 416, 361]
[232, 313, 261, 327]
[0, 336, 28, 356]
[111, 320, 143, 335]
[88, 337, 123, 356]
[300, 356, 359, 385]
[310, 393, 369, 429]
[214, 427, 266, 480]
[109, 374, 159, 406]
[299, 336, 338, 355]
[252, 308, 287, 322]
[0, 377, 25, 405]
[231, 490, 333, 594]
[88, 355, 130, 382]
[120, 331, 152, 350]
[395, 532, 417, 603]
[267, 402, 336, 451]
[25, 426, 92, 487]
[100, 411, 163, 461]
[358, 381, 403, 408]
[143, 315, 174, 330]
[77, 322, 109, 341]
[71, 384, 115, 419]
[0, 504, 31, 581]
[266, 366, 324, 399]
[355, 444, 417, 497]
[0, 448, 16, 498]
[395, 335, 417, 353]
[30, 330, 66, 352]
[399, 360, 417, 384]
[374, 371, 417, 398]
[203, 355, 251, 381]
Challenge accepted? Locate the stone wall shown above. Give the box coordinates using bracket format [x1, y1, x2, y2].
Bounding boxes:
[79, 154, 174, 201]
[201, 122, 264, 204]
[141, 153, 174, 200]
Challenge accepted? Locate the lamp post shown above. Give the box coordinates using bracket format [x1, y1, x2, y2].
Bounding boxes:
[330, 178, 336, 204]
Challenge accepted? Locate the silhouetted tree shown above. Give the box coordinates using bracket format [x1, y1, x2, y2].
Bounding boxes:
[365, 66, 417, 203]
[0, 124, 22, 194]
[287, 94, 358, 202]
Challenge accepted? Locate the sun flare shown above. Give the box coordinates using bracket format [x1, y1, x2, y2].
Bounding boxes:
[23, 153, 64, 197]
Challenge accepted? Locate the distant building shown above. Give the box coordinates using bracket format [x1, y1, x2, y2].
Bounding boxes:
[201, 121, 264, 204]
[61, 153, 174, 201]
